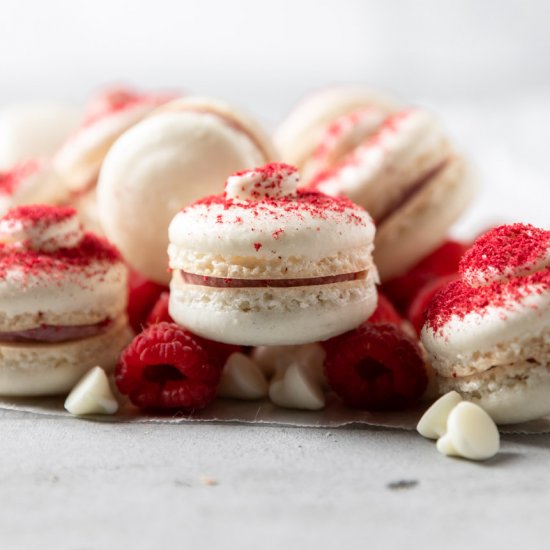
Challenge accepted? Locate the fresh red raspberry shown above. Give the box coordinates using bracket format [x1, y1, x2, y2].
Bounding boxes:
[146, 292, 173, 325]
[115, 322, 222, 410]
[367, 292, 403, 327]
[144, 297, 239, 368]
[323, 323, 427, 410]
[382, 240, 468, 313]
[127, 269, 168, 333]
[407, 275, 457, 335]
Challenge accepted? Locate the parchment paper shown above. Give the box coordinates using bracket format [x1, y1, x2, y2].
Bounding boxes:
[1, 394, 549, 434]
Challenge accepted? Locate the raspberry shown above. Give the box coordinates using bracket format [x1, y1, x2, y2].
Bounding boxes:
[367, 292, 403, 327]
[115, 322, 222, 410]
[144, 297, 239, 368]
[382, 240, 468, 313]
[146, 292, 173, 325]
[323, 323, 427, 410]
[127, 269, 168, 333]
[407, 275, 457, 335]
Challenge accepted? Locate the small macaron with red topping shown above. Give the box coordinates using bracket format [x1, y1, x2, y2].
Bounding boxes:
[421, 224, 550, 424]
[0, 205, 132, 396]
[98, 96, 277, 284]
[309, 108, 475, 281]
[274, 85, 397, 170]
[167, 163, 378, 346]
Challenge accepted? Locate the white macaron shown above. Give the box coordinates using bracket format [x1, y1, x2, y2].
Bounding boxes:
[0, 205, 132, 396]
[98, 96, 277, 284]
[168, 163, 378, 346]
[421, 224, 550, 424]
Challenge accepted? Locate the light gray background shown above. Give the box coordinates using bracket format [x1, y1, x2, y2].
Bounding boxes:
[0, 1, 549, 548]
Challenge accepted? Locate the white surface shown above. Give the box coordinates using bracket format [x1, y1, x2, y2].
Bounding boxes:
[1, 408, 549, 550]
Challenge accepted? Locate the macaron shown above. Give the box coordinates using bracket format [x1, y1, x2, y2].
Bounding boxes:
[98, 96, 277, 284]
[421, 224, 550, 424]
[54, 87, 175, 193]
[0, 205, 132, 396]
[309, 109, 475, 281]
[274, 85, 397, 170]
[0, 102, 80, 170]
[167, 163, 378, 346]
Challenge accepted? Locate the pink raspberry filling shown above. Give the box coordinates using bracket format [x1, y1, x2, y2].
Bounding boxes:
[179, 270, 366, 288]
[0, 318, 112, 343]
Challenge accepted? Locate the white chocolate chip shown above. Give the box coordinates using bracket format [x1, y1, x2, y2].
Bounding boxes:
[268, 362, 325, 411]
[217, 352, 268, 400]
[64, 366, 119, 416]
[252, 343, 326, 383]
[436, 401, 500, 461]
[417, 391, 463, 439]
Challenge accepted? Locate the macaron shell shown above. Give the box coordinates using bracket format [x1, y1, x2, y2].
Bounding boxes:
[0, 260, 128, 332]
[155, 96, 278, 162]
[440, 360, 550, 424]
[374, 156, 474, 281]
[98, 109, 272, 284]
[422, 288, 550, 378]
[0, 315, 132, 397]
[274, 86, 398, 169]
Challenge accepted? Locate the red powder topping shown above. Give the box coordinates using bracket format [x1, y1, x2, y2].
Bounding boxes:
[309, 109, 414, 190]
[425, 267, 550, 333]
[253, 242, 262, 251]
[2, 205, 77, 227]
[187, 189, 367, 226]
[460, 224, 550, 279]
[0, 233, 122, 280]
[0, 161, 40, 196]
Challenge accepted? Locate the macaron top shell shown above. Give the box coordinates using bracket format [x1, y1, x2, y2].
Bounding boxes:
[460, 224, 550, 286]
[168, 164, 376, 280]
[274, 85, 397, 169]
[0, 206, 127, 331]
[310, 109, 451, 222]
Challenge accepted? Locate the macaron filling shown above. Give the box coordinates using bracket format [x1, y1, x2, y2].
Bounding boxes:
[375, 159, 448, 226]
[0, 318, 113, 343]
[178, 270, 367, 288]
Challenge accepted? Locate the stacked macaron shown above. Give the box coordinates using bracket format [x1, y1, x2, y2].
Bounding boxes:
[421, 224, 550, 424]
[167, 163, 378, 345]
[0, 205, 132, 396]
